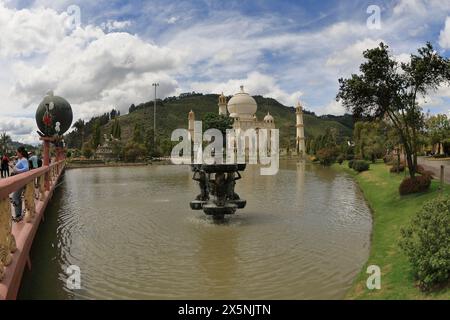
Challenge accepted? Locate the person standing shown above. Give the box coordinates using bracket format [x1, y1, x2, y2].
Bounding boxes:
[0, 155, 4, 178]
[1, 154, 10, 178]
[10, 147, 29, 222]
[29, 152, 38, 169]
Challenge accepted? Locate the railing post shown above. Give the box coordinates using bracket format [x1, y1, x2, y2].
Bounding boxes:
[0, 197, 17, 282]
[39, 174, 46, 201]
[24, 182, 36, 223]
[41, 138, 51, 191]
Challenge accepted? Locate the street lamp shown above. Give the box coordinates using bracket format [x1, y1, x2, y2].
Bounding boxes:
[152, 83, 159, 146]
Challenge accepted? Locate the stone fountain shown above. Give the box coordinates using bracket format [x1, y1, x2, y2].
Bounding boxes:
[190, 164, 246, 220]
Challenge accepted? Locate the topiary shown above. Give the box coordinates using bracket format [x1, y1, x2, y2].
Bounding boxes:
[352, 160, 370, 172]
[400, 197, 450, 291]
[399, 175, 431, 195]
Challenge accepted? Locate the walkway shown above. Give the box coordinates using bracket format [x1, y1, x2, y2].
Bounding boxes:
[417, 156, 450, 184]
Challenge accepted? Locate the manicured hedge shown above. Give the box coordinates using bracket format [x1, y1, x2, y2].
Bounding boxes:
[352, 160, 370, 172]
[399, 175, 431, 195]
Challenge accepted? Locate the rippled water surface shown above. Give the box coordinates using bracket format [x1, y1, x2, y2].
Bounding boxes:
[19, 160, 371, 299]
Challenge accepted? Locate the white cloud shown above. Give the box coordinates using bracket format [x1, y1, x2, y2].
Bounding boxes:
[5, 14, 182, 116]
[190, 71, 302, 107]
[317, 100, 346, 116]
[326, 38, 384, 69]
[0, 2, 71, 57]
[101, 20, 132, 32]
[0, 116, 36, 144]
[166, 16, 178, 24]
[439, 16, 450, 49]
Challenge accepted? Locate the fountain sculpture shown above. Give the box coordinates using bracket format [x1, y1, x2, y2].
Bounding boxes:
[190, 164, 246, 220]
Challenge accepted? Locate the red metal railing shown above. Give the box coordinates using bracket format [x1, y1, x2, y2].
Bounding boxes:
[0, 159, 65, 299]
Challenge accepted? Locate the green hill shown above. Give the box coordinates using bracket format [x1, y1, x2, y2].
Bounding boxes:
[66, 93, 353, 151]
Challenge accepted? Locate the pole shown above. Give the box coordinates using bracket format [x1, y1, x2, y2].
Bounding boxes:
[152, 83, 159, 147]
[440, 165, 444, 192]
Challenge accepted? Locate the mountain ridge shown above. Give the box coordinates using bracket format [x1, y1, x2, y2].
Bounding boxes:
[66, 93, 354, 151]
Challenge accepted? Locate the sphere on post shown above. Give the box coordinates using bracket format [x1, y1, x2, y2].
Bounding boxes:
[35, 92, 73, 137]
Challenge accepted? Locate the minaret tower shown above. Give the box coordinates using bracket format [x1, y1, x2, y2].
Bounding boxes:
[218, 92, 227, 115]
[296, 101, 306, 155]
[188, 110, 195, 141]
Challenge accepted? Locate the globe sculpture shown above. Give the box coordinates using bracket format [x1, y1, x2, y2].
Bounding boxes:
[35, 92, 73, 137]
[190, 164, 247, 221]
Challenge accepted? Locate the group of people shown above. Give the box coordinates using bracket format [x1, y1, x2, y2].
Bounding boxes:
[2, 147, 42, 222]
[1, 150, 41, 178]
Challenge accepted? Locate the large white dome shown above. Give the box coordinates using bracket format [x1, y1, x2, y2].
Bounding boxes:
[227, 86, 257, 119]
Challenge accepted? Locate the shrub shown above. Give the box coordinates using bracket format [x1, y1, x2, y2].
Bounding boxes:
[348, 160, 354, 169]
[400, 197, 450, 291]
[433, 154, 447, 159]
[390, 164, 405, 173]
[399, 175, 431, 195]
[82, 142, 93, 159]
[336, 154, 344, 165]
[123, 142, 147, 162]
[346, 154, 355, 161]
[352, 160, 370, 172]
[316, 148, 337, 166]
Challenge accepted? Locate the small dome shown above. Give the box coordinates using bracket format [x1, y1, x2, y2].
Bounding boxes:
[264, 112, 274, 122]
[227, 85, 257, 119]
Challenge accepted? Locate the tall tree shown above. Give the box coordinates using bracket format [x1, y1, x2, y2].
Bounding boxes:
[132, 124, 143, 144]
[353, 121, 386, 162]
[111, 118, 122, 139]
[0, 132, 12, 154]
[203, 113, 234, 136]
[72, 119, 85, 149]
[110, 109, 117, 120]
[91, 120, 102, 149]
[337, 42, 450, 178]
[425, 114, 450, 154]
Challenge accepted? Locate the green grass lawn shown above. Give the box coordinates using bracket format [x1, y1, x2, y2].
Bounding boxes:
[333, 161, 450, 300]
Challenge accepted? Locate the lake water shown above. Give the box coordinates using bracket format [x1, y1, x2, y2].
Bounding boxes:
[18, 160, 372, 299]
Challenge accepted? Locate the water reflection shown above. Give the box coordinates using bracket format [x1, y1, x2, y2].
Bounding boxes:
[18, 160, 371, 300]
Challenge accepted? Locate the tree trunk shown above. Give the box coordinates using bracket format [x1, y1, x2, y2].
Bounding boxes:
[405, 150, 415, 179]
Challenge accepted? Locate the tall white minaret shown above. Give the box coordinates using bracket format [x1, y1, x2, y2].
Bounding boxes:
[296, 101, 306, 155]
[218, 92, 227, 115]
[188, 110, 195, 141]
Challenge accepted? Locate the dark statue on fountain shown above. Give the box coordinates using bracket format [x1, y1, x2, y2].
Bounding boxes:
[190, 164, 246, 220]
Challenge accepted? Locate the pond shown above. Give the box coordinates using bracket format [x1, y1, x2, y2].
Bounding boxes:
[18, 160, 372, 299]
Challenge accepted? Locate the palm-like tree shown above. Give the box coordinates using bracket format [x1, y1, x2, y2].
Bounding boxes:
[0, 132, 12, 154]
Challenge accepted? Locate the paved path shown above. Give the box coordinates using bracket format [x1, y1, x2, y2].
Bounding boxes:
[417, 156, 450, 184]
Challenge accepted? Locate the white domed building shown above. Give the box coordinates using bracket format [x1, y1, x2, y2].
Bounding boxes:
[188, 85, 306, 155]
[219, 85, 275, 132]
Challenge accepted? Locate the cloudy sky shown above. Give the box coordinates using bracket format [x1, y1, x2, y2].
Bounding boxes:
[1, 0, 450, 144]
